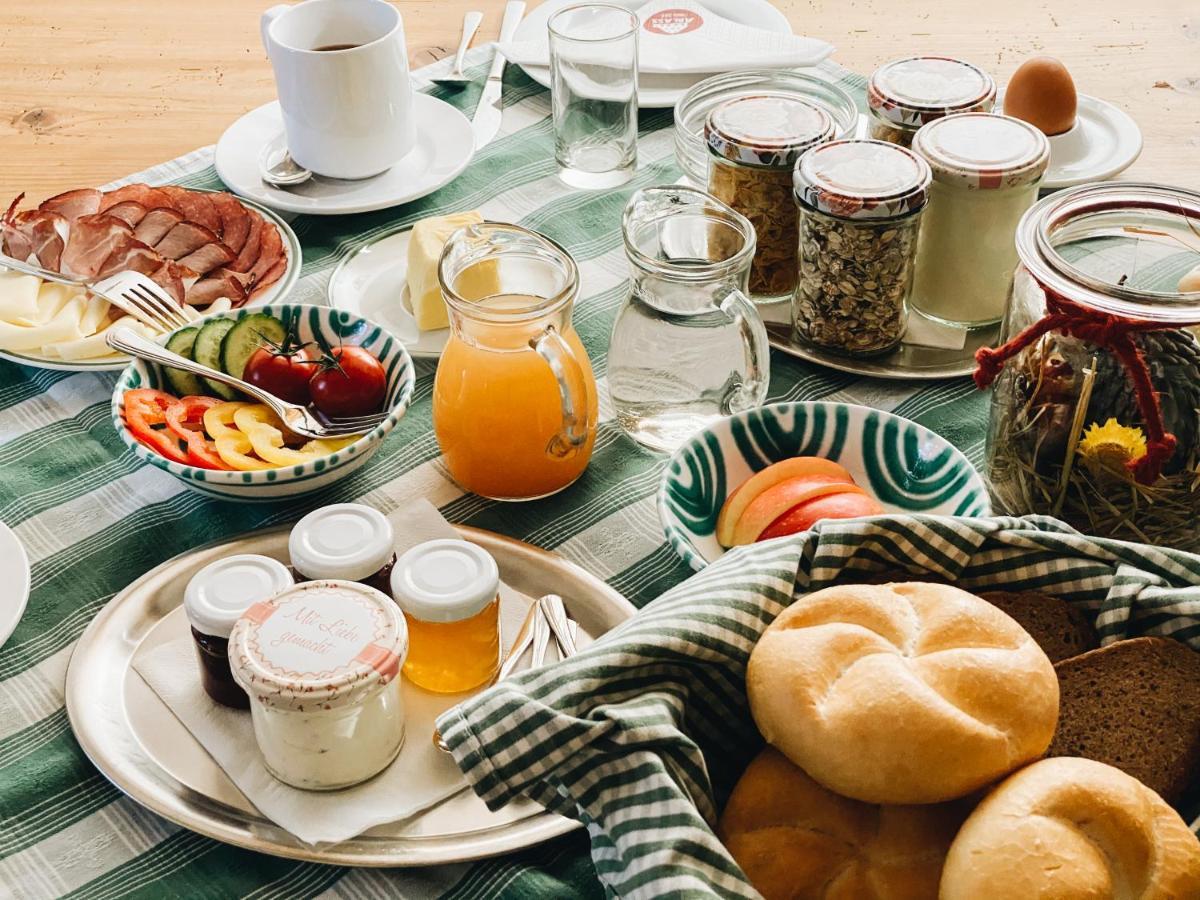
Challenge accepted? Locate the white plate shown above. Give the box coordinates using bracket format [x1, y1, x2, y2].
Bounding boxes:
[998, 92, 1142, 189]
[327, 228, 448, 359]
[0, 522, 30, 649]
[0, 194, 301, 373]
[513, 0, 792, 108]
[215, 95, 475, 216]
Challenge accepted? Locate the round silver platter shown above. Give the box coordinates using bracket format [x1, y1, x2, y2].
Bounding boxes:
[65, 525, 636, 867]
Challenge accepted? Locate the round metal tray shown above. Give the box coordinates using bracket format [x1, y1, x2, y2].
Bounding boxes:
[65, 525, 635, 867]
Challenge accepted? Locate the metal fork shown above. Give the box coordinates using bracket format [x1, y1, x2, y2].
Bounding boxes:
[106, 326, 389, 440]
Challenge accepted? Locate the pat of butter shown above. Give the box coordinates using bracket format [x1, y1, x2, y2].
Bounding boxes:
[406, 211, 500, 332]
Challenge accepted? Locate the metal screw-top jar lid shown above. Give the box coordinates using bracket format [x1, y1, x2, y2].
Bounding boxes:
[705, 93, 836, 169]
[913, 112, 1050, 190]
[794, 139, 932, 220]
[867, 56, 996, 130]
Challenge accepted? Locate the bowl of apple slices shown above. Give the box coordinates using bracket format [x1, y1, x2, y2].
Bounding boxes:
[657, 401, 991, 570]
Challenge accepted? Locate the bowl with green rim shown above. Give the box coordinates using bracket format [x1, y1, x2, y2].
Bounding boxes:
[657, 401, 990, 570]
[111, 304, 414, 501]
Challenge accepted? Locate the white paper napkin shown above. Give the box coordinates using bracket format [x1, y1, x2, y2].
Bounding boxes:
[499, 0, 833, 75]
[131, 499, 534, 846]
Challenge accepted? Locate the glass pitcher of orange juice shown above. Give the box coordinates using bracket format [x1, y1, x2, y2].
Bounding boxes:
[433, 222, 598, 500]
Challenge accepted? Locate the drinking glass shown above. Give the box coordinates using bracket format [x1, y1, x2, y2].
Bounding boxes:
[609, 186, 771, 452]
[433, 222, 599, 501]
[548, 4, 638, 190]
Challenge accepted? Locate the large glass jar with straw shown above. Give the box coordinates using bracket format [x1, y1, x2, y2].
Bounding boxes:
[979, 183, 1200, 549]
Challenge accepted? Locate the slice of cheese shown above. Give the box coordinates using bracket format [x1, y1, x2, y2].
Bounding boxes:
[0, 273, 42, 323]
[0, 294, 86, 351]
[406, 211, 500, 332]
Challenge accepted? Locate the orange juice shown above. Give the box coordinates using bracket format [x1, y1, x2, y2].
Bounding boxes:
[433, 293, 598, 500]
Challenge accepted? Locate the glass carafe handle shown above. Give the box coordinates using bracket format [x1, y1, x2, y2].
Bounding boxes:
[718, 289, 771, 414]
[531, 325, 590, 459]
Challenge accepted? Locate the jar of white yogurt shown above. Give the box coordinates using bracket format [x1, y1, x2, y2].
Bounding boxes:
[910, 113, 1050, 328]
[228, 579, 409, 791]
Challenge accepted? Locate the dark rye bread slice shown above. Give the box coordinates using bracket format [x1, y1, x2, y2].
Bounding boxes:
[978, 590, 1099, 662]
[1047, 636, 1200, 806]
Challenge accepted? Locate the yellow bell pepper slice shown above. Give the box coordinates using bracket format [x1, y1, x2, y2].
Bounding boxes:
[215, 431, 274, 471]
[204, 401, 256, 440]
[233, 404, 356, 466]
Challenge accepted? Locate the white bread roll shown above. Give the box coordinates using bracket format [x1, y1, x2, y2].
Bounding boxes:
[940, 757, 1200, 899]
[720, 747, 968, 900]
[747, 582, 1059, 804]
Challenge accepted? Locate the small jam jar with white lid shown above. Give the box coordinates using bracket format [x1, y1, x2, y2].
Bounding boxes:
[390, 539, 501, 694]
[867, 56, 996, 148]
[229, 579, 409, 791]
[289, 503, 396, 596]
[183, 553, 293, 709]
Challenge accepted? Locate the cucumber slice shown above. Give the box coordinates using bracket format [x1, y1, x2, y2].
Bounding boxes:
[220, 313, 287, 381]
[193, 317, 239, 400]
[163, 327, 205, 397]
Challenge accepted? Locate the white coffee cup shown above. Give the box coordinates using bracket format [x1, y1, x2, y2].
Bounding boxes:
[261, 0, 416, 180]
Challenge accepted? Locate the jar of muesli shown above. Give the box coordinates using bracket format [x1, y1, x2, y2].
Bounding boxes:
[706, 93, 837, 303]
[867, 56, 996, 148]
[792, 140, 931, 356]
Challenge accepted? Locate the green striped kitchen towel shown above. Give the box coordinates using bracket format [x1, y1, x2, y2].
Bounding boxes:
[437, 513, 1200, 899]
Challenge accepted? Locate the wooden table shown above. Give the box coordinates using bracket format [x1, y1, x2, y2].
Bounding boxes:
[0, 0, 1197, 198]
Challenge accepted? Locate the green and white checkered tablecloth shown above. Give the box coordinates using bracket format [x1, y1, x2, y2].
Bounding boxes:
[0, 48, 1013, 899]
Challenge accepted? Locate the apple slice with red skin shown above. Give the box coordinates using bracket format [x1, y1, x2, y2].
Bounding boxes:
[716, 457, 855, 547]
[757, 491, 885, 542]
[728, 476, 866, 547]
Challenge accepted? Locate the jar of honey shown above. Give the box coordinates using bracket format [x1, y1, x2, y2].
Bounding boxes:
[389, 539, 501, 693]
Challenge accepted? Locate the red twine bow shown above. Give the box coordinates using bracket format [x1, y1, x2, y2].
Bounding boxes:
[973, 290, 1189, 485]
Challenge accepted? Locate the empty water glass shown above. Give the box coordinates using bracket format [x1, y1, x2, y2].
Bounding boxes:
[548, 4, 639, 190]
[609, 186, 771, 452]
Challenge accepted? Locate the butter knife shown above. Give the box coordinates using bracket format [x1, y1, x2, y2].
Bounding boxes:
[472, 0, 526, 151]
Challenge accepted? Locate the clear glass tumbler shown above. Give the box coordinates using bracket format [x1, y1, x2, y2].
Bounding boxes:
[548, 4, 638, 190]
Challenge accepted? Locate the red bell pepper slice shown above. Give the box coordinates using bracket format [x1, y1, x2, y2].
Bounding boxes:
[123, 389, 189, 465]
[164, 396, 231, 470]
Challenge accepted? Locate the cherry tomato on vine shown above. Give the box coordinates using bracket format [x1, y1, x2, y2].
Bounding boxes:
[309, 346, 387, 418]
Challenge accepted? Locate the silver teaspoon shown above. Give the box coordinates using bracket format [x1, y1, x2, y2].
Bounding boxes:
[258, 134, 312, 187]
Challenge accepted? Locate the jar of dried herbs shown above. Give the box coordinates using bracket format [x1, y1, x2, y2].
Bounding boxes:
[979, 183, 1200, 550]
[867, 56, 996, 148]
[791, 140, 932, 356]
[706, 93, 836, 303]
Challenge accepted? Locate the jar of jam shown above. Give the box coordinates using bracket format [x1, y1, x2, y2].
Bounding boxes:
[390, 539, 501, 694]
[229, 580, 409, 790]
[183, 553, 294, 709]
[289, 503, 396, 595]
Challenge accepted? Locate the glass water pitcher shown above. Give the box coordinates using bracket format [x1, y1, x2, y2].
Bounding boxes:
[609, 186, 771, 452]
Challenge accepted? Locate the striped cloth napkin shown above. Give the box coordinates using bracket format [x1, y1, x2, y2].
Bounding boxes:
[437, 513, 1200, 898]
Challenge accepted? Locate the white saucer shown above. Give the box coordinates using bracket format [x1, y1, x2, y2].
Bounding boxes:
[998, 92, 1142, 189]
[513, 0, 792, 109]
[215, 94, 475, 216]
[0, 522, 30, 649]
[327, 228, 448, 359]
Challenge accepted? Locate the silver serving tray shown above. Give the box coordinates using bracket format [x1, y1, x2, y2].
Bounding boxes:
[65, 525, 636, 867]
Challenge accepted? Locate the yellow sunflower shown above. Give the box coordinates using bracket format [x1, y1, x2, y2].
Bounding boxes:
[1077, 419, 1148, 474]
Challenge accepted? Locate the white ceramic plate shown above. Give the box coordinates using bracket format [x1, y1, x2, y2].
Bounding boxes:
[0, 194, 301, 373]
[327, 228, 448, 360]
[0, 522, 30, 649]
[215, 95, 475, 216]
[513, 0, 792, 108]
[998, 92, 1143, 189]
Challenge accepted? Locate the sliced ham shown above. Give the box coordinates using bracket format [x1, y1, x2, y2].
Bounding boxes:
[186, 271, 248, 307]
[102, 183, 177, 214]
[158, 186, 222, 234]
[60, 214, 134, 278]
[230, 209, 265, 273]
[40, 188, 101, 220]
[27, 211, 69, 271]
[104, 201, 148, 228]
[133, 207, 185, 246]
[2, 195, 34, 261]
[97, 238, 161, 280]
[248, 220, 284, 284]
[155, 221, 220, 260]
[208, 192, 251, 254]
[176, 241, 236, 276]
[249, 256, 286, 299]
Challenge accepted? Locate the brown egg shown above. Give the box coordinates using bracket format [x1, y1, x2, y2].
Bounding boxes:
[1004, 56, 1078, 135]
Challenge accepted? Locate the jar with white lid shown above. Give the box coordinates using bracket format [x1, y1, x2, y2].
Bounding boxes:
[706, 94, 837, 302]
[911, 113, 1050, 328]
[390, 539, 501, 694]
[183, 554, 294, 709]
[867, 56, 996, 148]
[792, 140, 932, 356]
[229, 579, 409, 790]
[289, 503, 396, 596]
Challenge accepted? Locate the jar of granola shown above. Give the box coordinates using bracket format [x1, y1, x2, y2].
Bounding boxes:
[792, 140, 932, 356]
[706, 93, 836, 302]
[867, 56, 996, 148]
